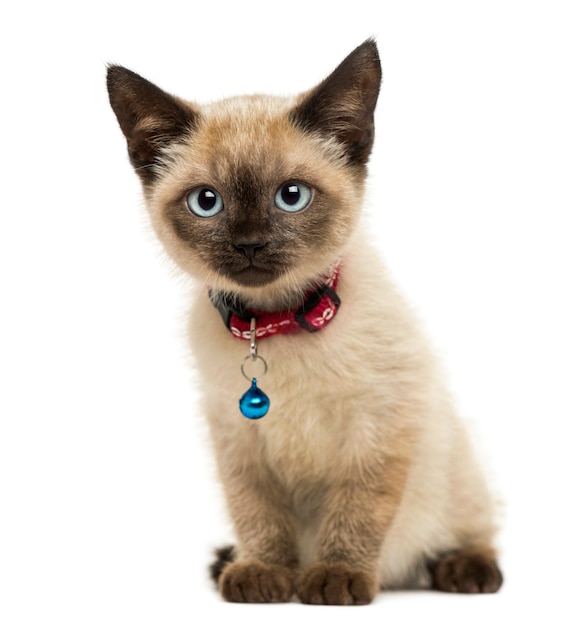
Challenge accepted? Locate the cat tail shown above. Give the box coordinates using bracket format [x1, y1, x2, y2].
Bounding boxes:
[209, 545, 236, 585]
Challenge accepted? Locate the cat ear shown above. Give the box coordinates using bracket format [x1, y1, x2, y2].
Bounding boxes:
[291, 39, 382, 167]
[106, 65, 198, 184]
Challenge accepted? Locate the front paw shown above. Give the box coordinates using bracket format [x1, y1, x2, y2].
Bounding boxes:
[219, 560, 294, 603]
[297, 561, 378, 605]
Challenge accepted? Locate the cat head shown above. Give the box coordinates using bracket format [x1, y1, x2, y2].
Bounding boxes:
[107, 40, 381, 308]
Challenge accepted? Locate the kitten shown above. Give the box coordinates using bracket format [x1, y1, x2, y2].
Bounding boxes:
[107, 39, 502, 604]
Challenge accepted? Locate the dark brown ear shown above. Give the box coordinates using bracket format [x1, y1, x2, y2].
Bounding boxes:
[106, 65, 197, 185]
[291, 39, 382, 167]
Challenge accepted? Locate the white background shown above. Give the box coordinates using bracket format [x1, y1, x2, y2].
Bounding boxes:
[1, 1, 582, 624]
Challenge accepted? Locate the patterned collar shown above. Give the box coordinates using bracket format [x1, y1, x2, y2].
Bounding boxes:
[210, 263, 341, 341]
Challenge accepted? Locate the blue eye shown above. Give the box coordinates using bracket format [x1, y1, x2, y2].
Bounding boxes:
[186, 187, 224, 218]
[274, 181, 312, 213]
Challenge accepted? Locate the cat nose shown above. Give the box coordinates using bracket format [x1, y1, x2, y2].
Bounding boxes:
[234, 241, 266, 260]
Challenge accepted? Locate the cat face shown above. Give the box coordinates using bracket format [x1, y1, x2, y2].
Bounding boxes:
[107, 40, 381, 302]
[149, 96, 367, 292]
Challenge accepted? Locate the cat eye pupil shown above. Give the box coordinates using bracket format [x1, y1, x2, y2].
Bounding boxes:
[282, 184, 300, 205]
[198, 189, 218, 211]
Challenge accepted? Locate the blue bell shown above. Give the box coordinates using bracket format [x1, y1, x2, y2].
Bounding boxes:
[239, 378, 270, 419]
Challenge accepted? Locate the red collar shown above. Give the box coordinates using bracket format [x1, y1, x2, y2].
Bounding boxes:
[210, 263, 341, 341]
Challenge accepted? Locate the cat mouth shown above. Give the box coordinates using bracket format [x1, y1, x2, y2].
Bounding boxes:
[216, 248, 291, 287]
[230, 264, 282, 287]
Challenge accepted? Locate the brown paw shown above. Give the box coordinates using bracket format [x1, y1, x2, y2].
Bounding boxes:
[430, 551, 503, 594]
[209, 545, 236, 584]
[219, 560, 294, 603]
[297, 562, 377, 605]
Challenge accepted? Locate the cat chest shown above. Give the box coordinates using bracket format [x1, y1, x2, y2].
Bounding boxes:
[231, 332, 391, 479]
[252, 391, 385, 486]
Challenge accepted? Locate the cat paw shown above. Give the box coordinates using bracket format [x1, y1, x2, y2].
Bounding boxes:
[297, 562, 377, 605]
[429, 550, 503, 594]
[218, 560, 294, 603]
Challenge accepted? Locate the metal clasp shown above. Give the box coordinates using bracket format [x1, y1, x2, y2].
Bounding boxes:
[241, 317, 268, 382]
[250, 317, 257, 359]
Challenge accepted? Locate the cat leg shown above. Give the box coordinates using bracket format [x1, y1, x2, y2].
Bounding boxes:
[426, 422, 503, 594]
[216, 469, 298, 603]
[297, 455, 410, 605]
[428, 547, 503, 593]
